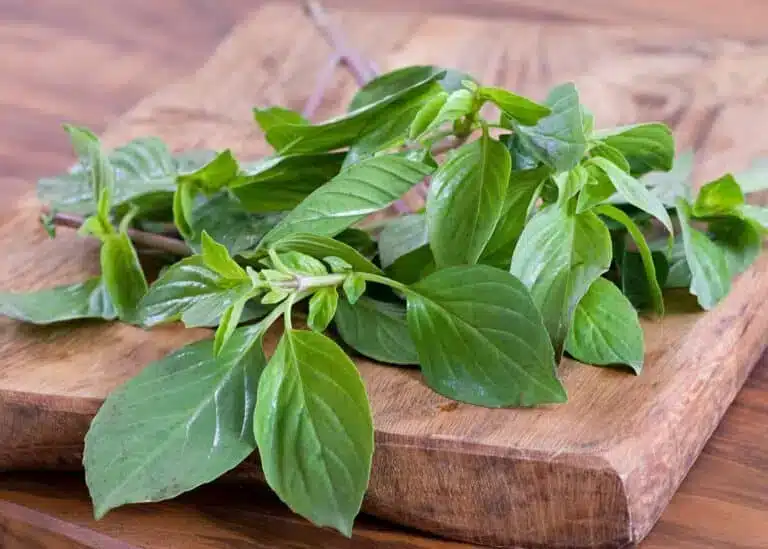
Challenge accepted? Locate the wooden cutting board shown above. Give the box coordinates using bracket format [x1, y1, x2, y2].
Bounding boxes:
[2, 4, 768, 548]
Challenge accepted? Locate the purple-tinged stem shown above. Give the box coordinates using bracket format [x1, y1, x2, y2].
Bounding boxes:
[303, 53, 342, 120]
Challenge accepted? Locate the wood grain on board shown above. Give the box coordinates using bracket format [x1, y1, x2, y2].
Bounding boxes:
[2, 1, 768, 548]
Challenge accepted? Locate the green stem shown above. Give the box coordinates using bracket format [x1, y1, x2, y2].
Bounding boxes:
[359, 272, 409, 294]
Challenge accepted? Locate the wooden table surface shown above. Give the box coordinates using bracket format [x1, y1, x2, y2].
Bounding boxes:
[1, 1, 767, 548]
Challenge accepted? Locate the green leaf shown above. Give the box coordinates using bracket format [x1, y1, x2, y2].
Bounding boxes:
[555, 165, 589, 205]
[84, 325, 266, 519]
[513, 83, 588, 172]
[565, 278, 644, 373]
[343, 274, 366, 304]
[0, 278, 116, 324]
[594, 122, 674, 177]
[277, 251, 328, 276]
[308, 287, 339, 332]
[325, 256, 353, 273]
[177, 149, 239, 193]
[594, 204, 665, 315]
[589, 142, 630, 173]
[692, 174, 745, 217]
[406, 265, 564, 407]
[409, 92, 448, 140]
[621, 250, 669, 311]
[478, 86, 551, 126]
[261, 71, 443, 154]
[201, 231, 248, 280]
[336, 228, 378, 260]
[230, 153, 346, 212]
[214, 296, 249, 356]
[675, 199, 731, 310]
[173, 182, 196, 240]
[590, 157, 673, 233]
[261, 155, 432, 244]
[708, 216, 762, 277]
[254, 329, 373, 536]
[509, 206, 612, 352]
[255, 233, 382, 275]
[347, 65, 453, 111]
[414, 89, 474, 139]
[378, 214, 428, 269]
[138, 256, 258, 328]
[427, 135, 511, 267]
[334, 296, 418, 365]
[664, 236, 692, 289]
[253, 106, 308, 134]
[576, 164, 616, 213]
[642, 149, 695, 207]
[185, 192, 283, 256]
[480, 166, 549, 266]
[385, 245, 436, 285]
[739, 204, 768, 230]
[100, 232, 148, 322]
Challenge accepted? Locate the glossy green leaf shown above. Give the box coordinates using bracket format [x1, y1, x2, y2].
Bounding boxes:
[708, 216, 762, 277]
[201, 231, 248, 280]
[513, 83, 588, 172]
[664, 236, 692, 289]
[594, 122, 674, 177]
[334, 296, 418, 365]
[565, 277, 644, 373]
[480, 166, 549, 267]
[478, 86, 551, 126]
[589, 142, 630, 173]
[406, 265, 564, 407]
[0, 278, 116, 324]
[509, 206, 612, 352]
[261, 155, 432, 244]
[254, 329, 373, 536]
[409, 92, 448, 140]
[308, 287, 339, 332]
[138, 256, 257, 328]
[187, 192, 284, 256]
[253, 106, 308, 135]
[100, 233, 148, 322]
[177, 149, 239, 192]
[385, 245, 436, 285]
[642, 149, 695, 207]
[276, 251, 327, 276]
[173, 182, 196, 240]
[621, 250, 669, 311]
[84, 325, 266, 519]
[343, 274, 366, 304]
[676, 199, 731, 310]
[427, 135, 511, 267]
[576, 164, 616, 213]
[692, 174, 744, 217]
[415, 89, 474, 138]
[590, 157, 673, 233]
[555, 165, 589, 205]
[378, 214, 428, 269]
[214, 296, 249, 356]
[739, 204, 768, 230]
[230, 153, 346, 212]
[594, 204, 664, 315]
[347, 65, 454, 112]
[260, 71, 443, 154]
[255, 233, 381, 275]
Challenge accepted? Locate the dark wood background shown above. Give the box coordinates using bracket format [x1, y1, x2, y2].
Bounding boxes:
[0, 1, 766, 547]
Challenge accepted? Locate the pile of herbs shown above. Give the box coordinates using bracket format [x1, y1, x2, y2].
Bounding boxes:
[3, 65, 767, 535]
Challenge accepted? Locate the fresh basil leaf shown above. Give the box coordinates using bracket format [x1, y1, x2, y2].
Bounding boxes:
[231, 152, 346, 212]
[509, 205, 612, 352]
[406, 265, 564, 407]
[514, 83, 588, 172]
[414, 88, 474, 139]
[641, 149, 695, 207]
[261, 155, 432, 244]
[594, 122, 674, 177]
[576, 164, 616, 213]
[739, 204, 768, 230]
[343, 274, 366, 304]
[254, 329, 373, 537]
[480, 166, 549, 267]
[347, 65, 451, 112]
[664, 236, 692, 289]
[708, 216, 762, 277]
[214, 296, 249, 356]
[100, 232, 148, 322]
[187, 192, 284, 256]
[385, 245, 436, 285]
[590, 157, 674, 233]
[427, 135, 511, 267]
[173, 182, 196, 240]
[62, 124, 99, 159]
[255, 233, 381, 275]
[334, 296, 418, 365]
[692, 174, 744, 217]
[308, 287, 339, 332]
[277, 251, 327, 275]
[378, 213, 428, 269]
[172, 149, 218, 172]
[324, 256, 353, 273]
[85, 325, 266, 519]
[676, 199, 731, 310]
[589, 142, 630, 173]
[409, 92, 448, 140]
[500, 132, 539, 170]
[555, 165, 589, 205]
[621, 250, 669, 311]
[565, 277, 644, 373]
[177, 149, 239, 193]
[138, 256, 257, 328]
[594, 204, 664, 315]
[261, 71, 444, 154]
[0, 277, 116, 324]
[336, 228, 378, 260]
[201, 231, 248, 280]
[253, 106, 308, 134]
[478, 87, 551, 126]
